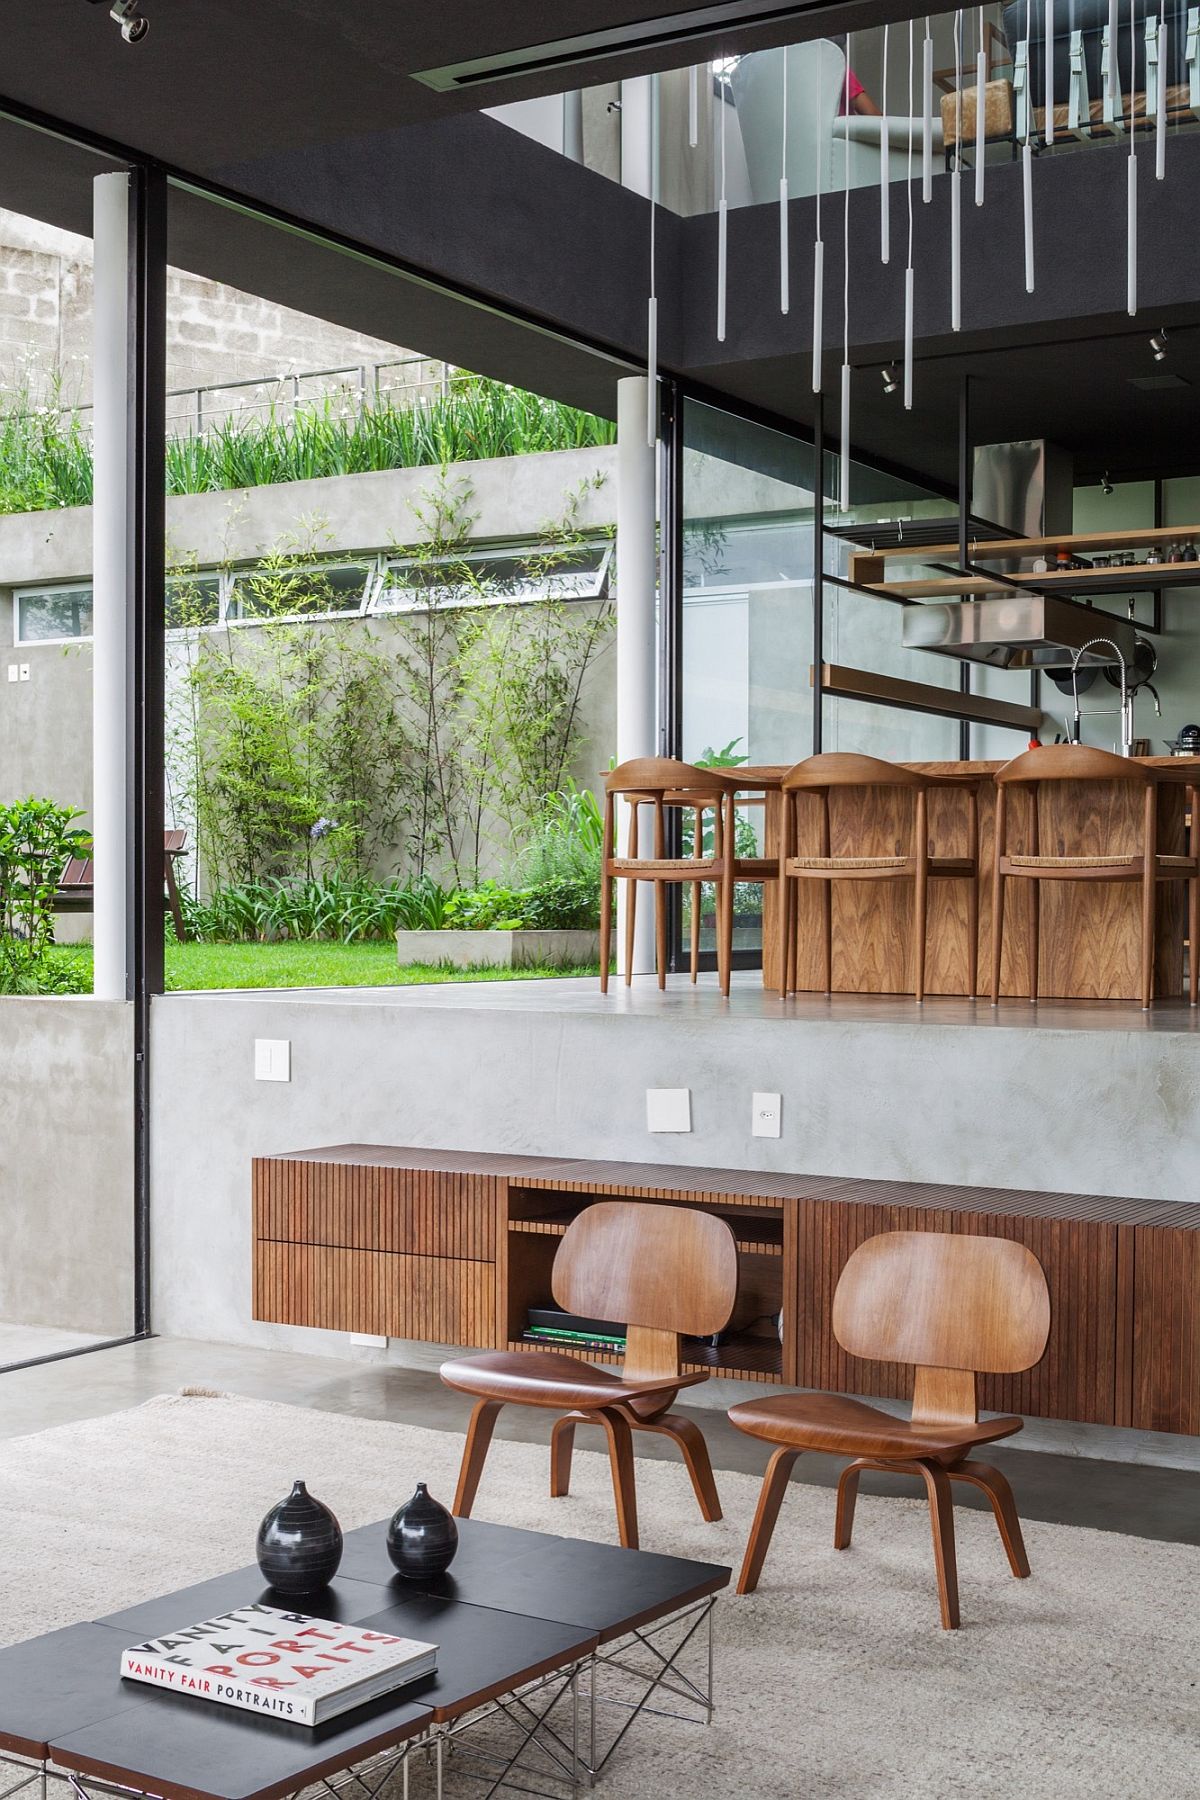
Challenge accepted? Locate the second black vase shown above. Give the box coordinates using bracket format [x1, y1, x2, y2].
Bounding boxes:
[256, 1479, 343, 1596]
[387, 1482, 458, 1580]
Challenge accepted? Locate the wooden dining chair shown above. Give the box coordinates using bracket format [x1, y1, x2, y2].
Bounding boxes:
[776, 753, 981, 1002]
[441, 1201, 739, 1550]
[728, 1230, 1051, 1628]
[601, 758, 736, 995]
[990, 745, 1200, 1010]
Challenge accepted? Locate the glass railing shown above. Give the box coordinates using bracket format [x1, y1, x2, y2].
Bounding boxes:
[487, 0, 1200, 215]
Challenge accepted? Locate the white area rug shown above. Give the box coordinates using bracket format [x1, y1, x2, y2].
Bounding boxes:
[2, 1392, 1197, 1799]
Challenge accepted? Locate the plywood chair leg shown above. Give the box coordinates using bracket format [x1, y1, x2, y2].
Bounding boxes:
[1191, 873, 1199, 1006]
[690, 879, 701, 982]
[550, 1412, 582, 1499]
[632, 1412, 722, 1522]
[736, 1447, 799, 1595]
[654, 880, 668, 991]
[623, 879, 637, 986]
[950, 1460, 1031, 1578]
[453, 1399, 503, 1517]
[833, 1458, 867, 1549]
[595, 1405, 639, 1549]
[917, 1460, 960, 1629]
[991, 787, 1006, 1005]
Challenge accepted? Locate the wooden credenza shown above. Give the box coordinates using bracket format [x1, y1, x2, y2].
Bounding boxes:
[252, 1147, 1200, 1436]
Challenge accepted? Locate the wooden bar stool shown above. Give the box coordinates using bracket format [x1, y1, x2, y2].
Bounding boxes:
[989, 746, 1200, 1010]
[776, 753, 981, 1003]
[600, 758, 735, 995]
[728, 1230, 1051, 1628]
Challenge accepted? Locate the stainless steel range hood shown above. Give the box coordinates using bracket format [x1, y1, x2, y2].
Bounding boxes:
[902, 594, 1136, 670]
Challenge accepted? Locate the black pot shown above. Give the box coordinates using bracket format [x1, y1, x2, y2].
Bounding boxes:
[387, 1482, 458, 1581]
[256, 1479, 343, 1597]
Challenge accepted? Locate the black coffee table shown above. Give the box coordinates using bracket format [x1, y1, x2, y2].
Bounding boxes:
[0, 1520, 729, 1799]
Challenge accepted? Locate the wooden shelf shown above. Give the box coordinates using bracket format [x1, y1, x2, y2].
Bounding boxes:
[852, 522, 1200, 584]
[862, 562, 1200, 602]
[508, 1207, 784, 1256]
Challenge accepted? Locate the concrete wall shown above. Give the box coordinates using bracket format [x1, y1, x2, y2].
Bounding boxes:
[0, 998, 133, 1335]
[0, 209, 419, 406]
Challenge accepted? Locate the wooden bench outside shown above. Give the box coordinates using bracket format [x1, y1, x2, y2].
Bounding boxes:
[53, 827, 189, 941]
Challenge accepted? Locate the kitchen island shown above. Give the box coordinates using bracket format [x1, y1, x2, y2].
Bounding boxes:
[736, 757, 1196, 1001]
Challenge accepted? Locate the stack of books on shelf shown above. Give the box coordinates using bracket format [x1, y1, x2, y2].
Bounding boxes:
[521, 1305, 626, 1355]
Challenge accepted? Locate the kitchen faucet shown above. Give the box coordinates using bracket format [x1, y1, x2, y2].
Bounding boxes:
[1069, 638, 1133, 756]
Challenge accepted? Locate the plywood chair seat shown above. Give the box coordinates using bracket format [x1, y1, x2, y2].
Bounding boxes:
[441, 1200, 739, 1550]
[728, 1390, 1024, 1464]
[729, 1230, 1051, 1628]
[441, 1349, 708, 1411]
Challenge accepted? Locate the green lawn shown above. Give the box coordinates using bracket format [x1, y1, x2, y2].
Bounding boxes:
[40, 941, 597, 993]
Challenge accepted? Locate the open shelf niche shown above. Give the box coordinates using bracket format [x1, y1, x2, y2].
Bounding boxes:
[503, 1182, 788, 1385]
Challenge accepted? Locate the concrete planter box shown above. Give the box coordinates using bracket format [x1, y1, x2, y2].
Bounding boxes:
[396, 928, 599, 969]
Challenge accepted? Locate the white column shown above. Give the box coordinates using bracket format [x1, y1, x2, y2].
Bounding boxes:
[615, 375, 658, 977]
[92, 172, 132, 1002]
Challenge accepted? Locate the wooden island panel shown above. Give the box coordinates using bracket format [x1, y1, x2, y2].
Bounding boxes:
[758, 758, 1188, 1000]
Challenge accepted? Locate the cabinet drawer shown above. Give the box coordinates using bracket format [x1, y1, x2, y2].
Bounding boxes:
[254, 1157, 496, 1260]
[253, 1243, 495, 1349]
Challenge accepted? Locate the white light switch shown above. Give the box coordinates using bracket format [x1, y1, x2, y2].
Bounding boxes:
[646, 1087, 691, 1132]
[254, 1038, 291, 1082]
[752, 1092, 782, 1138]
[6, 665, 17, 683]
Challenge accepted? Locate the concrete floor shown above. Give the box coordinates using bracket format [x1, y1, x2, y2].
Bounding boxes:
[0, 1322, 109, 1364]
[2, 1335, 1198, 1548]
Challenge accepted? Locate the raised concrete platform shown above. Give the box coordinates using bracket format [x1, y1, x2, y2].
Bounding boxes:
[151, 973, 1200, 1375]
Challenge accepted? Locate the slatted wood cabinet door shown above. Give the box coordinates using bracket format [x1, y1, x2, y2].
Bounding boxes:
[253, 1150, 500, 1349]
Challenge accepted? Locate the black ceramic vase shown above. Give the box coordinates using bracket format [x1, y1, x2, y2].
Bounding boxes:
[256, 1479, 343, 1597]
[387, 1482, 458, 1580]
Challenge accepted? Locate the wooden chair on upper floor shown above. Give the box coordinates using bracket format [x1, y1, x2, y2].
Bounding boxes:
[727, 1230, 1051, 1628]
[775, 754, 981, 1003]
[990, 745, 1200, 1011]
[601, 758, 737, 995]
[441, 1201, 739, 1550]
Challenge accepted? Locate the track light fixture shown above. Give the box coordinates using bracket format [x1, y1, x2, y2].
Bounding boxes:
[1150, 329, 1169, 361]
[1100, 470, 1114, 495]
[881, 364, 900, 394]
[86, 0, 149, 43]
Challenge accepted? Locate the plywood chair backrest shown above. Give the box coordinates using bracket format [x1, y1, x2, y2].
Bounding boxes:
[781, 752, 928, 792]
[553, 1201, 739, 1382]
[606, 757, 729, 798]
[832, 1230, 1051, 1426]
[996, 745, 1153, 785]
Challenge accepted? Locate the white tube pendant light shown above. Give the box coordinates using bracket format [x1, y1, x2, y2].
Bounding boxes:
[688, 63, 699, 147]
[905, 20, 916, 409]
[780, 45, 790, 312]
[717, 62, 728, 342]
[1045, 0, 1055, 142]
[975, 6, 987, 204]
[1156, 0, 1168, 179]
[841, 39, 852, 512]
[922, 18, 934, 199]
[812, 47, 824, 392]
[880, 24, 891, 262]
[952, 9, 963, 330]
[647, 73, 659, 447]
[1127, 0, 1138, 313]
[1023, 0, 1035, 291]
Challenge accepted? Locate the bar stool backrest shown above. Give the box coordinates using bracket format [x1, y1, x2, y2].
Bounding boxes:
[996, 745, 1154, 785]
[606, 757, 731, 799]
[782, 752, 929, 791]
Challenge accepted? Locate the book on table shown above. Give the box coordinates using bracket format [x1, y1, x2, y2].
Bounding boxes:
[120, 1603, 437, 1727]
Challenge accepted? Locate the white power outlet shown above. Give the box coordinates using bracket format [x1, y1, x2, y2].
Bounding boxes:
[646, 1087, 691, 1132]
[752, 1092, 782, 1138]
[17, 664, 29, 682]
[254, 1038, 291, 1082]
